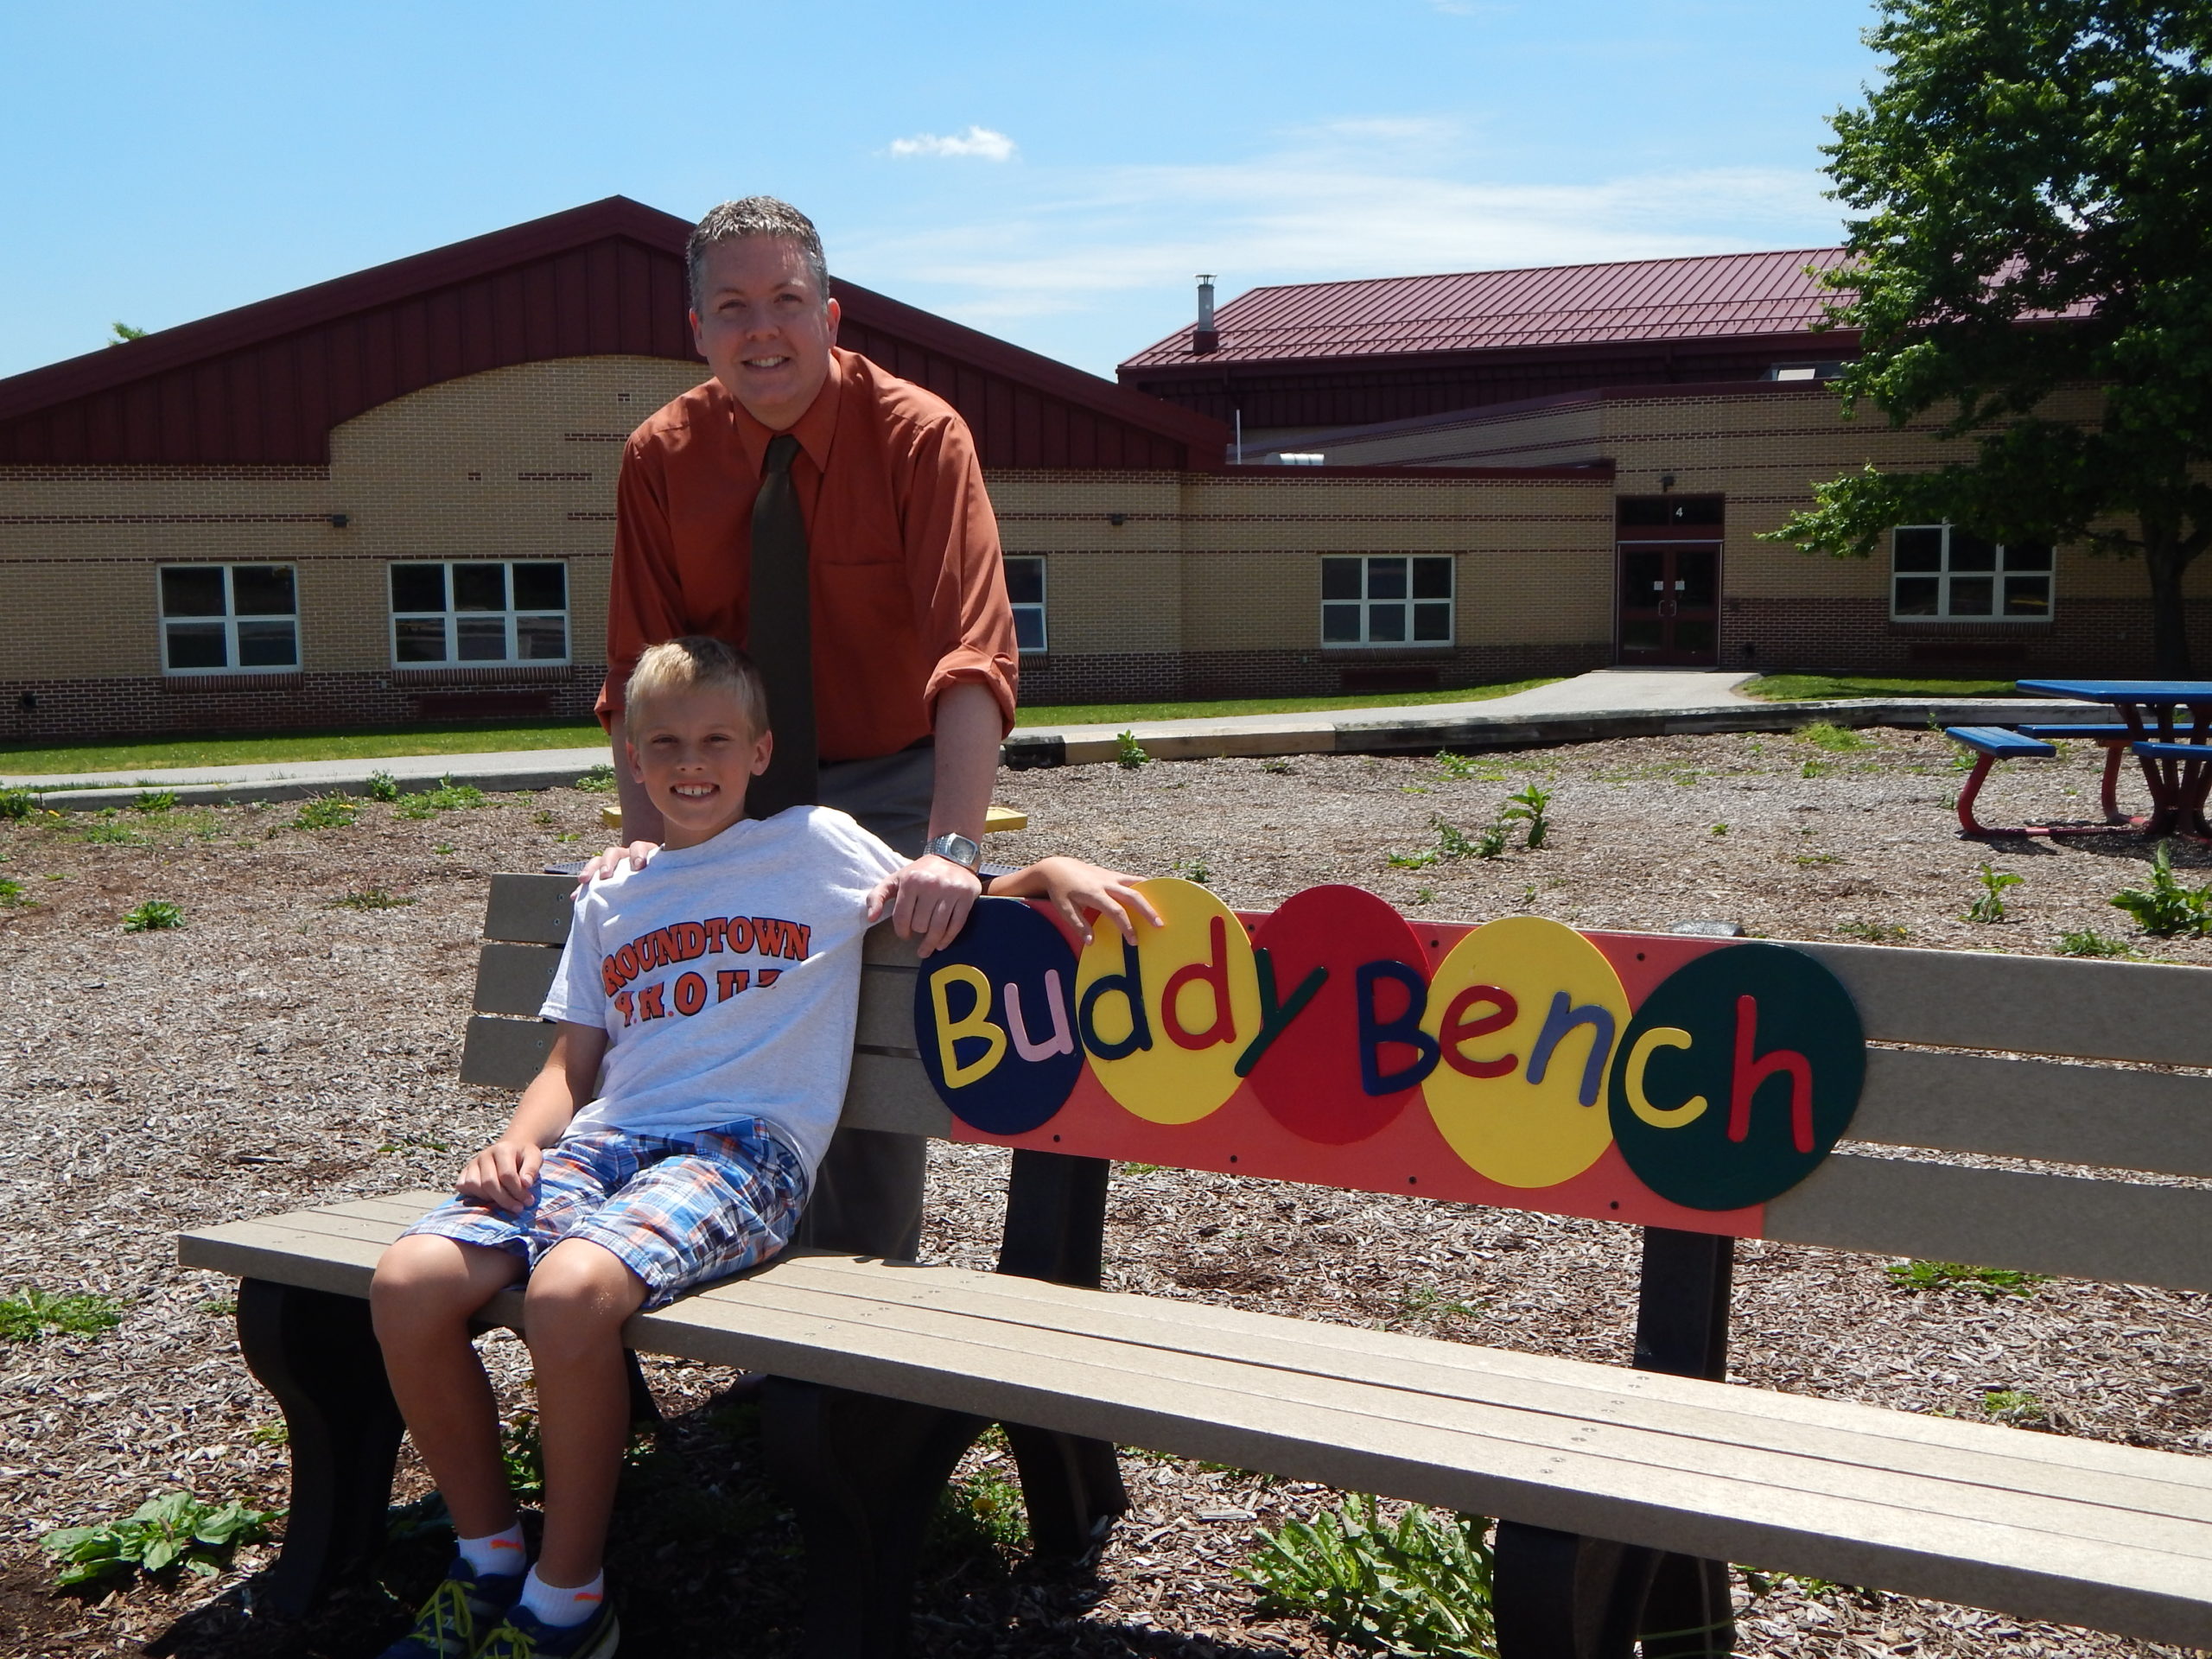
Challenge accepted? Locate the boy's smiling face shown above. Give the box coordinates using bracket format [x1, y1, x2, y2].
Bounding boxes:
[625, 686, 773, 849]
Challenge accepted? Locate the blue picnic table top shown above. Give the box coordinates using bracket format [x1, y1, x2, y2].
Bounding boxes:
[2018, 679, 2212, 703]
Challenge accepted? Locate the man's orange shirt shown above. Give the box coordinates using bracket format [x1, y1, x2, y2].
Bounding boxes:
[598, 347, 1018, 761]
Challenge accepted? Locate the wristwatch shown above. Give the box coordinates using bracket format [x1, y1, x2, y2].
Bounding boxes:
[923, 831, 982, 872]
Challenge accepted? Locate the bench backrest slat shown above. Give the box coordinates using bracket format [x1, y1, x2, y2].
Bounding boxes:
[460, 1014, 557, 1090]
[1856, 1049, 2212, 1180]
[474, 941, 565, 1017]
[1798, 941, 2212, 1068]
[1764, 1152, 2212, 1294]
[485, 874, 575, 946]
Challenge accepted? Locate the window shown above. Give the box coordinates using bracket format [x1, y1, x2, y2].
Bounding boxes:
[1321, 556, 1453, 646]
[1005, 556, 1046, 652]
[390, 561, 569, 664]
[1891, 526, 2052, 621]
[159, 564, 298, 673]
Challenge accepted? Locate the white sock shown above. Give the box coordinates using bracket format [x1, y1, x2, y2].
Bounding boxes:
[456, 1522, 526, 1579]
[520, 1567, 606, 1628]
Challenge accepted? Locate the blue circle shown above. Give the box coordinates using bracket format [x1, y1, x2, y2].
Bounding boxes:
[913, 898, 1085, 1135]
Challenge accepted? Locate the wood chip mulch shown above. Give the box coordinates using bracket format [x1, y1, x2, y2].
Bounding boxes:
[3, 728, 2209, 1657]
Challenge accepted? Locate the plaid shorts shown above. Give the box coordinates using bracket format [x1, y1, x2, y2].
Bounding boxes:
[403, 1118, 807, 1309]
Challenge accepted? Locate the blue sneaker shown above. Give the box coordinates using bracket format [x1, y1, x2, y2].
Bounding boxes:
[478, 1598, 620, 1659]
[378, 1556, 526, 1658]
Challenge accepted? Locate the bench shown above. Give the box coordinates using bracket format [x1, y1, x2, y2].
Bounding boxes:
[2018, 725, 2139, 823]
[181, 874, 2212, 1657]
[1943, 726, 2056, 836]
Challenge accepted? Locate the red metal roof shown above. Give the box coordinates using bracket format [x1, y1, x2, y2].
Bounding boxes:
[0, 197, 1226, 470]
[1119, 247, 1853, 370]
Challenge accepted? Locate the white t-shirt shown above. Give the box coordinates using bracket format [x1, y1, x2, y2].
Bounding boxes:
[540, 806, 906, 1177]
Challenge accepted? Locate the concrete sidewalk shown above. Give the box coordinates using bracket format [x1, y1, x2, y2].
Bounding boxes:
[4, 667, 2105, 809]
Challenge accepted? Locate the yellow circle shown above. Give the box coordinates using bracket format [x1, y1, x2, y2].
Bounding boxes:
[1421, 916, 1627, 1188]
[1074, 878, 1260, 1125]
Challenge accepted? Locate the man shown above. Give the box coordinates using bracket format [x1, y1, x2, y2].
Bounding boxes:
[588, 197, 1017, 1261]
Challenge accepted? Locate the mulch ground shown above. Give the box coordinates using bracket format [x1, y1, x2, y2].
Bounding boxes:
[3, 727, 2209, 1658]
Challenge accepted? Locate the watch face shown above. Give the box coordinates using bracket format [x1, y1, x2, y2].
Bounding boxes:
[928, 833, 982, 870]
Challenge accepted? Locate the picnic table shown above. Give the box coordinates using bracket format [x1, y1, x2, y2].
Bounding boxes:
[2018, 680, 2212, 838]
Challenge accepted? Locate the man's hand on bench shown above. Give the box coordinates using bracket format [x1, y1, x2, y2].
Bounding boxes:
[573, 840, 658, 892]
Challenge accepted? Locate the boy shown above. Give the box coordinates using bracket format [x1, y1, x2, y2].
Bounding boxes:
[371, 636, 1153, 1659]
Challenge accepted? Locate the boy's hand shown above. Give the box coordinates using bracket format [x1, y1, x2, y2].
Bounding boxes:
[574, 841, 657, 892]
[1029, 858, 1163, 946]
[457, 1139, 544, 1215]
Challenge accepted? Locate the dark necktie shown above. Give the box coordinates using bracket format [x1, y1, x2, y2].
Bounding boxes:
[747, 432, 818, 818]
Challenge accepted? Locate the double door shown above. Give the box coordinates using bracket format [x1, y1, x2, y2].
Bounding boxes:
[1618, 543, 1719, 665]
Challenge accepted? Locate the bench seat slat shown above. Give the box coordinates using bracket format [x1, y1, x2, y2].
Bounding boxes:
[1853, 1048, 2212, 1179]
[1944, 727, 2056, 758]
[1794, 943, 2212, 1067]
[1764, 1152, 2212, 1291]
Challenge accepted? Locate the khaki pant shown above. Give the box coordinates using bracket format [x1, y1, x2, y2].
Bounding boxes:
[794, 746, 933, 1261]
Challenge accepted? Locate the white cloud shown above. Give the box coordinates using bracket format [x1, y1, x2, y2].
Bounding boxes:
[887, 125, 1017, 162]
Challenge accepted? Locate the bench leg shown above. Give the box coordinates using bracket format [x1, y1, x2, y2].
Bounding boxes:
[996, 1149, 1129, 1557]
[236, 1278, 405, 1617]
[1955, 753, 1999, 836]
[1493, 1525, 1656, 1659]
[761, 1378, 986, 1659]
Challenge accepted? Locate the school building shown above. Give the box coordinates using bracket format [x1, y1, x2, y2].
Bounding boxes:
[0, 199, 2185, 743]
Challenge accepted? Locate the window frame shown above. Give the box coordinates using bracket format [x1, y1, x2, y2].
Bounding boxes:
[1319, 555, 1456, 648]
[1889, 525, 2054, 624]
[156, 562, 301, 676]
[1004, 556, 1047, 654]
[387, 559, 573, 668]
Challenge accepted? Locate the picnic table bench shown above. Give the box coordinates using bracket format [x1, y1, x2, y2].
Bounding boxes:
[181, 874, 2212, 1657]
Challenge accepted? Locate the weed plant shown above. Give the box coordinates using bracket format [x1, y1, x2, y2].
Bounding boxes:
[1173, 856, 1212, 886]
[1965, 863, 2022, 924]
[1885, 1259, 2047, 1300]
[79, 819, 143, 845]
[0, 1287, 121, 1341]
[1502, 782, 1550, 849]
[0, 876, 24, 906]
[1981, 1389, 2049, 1427]
[399, 777, 488, 818]
[41, 1491, 277, 1587]
[0, 786, 33, 819]
[2058, 928, 2133, 957]
[365, 769, 402, 802]
[1241, 1492, 1497, 1658]
[1838, 920, 1910, 943]
[292, 794, 358, 830]
[121, 899, 185, 931]
[1433, 751, 1501, 783]
[1114, 730, 1150, 770]
[573, 763, 617, 794]
[132, 790, 178, 813]
[332, 888, 415, 911]
[1798, 721, 1871, 752]
[2110, 842, 2212, 937]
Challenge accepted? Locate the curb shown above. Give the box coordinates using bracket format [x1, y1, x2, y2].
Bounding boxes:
[10, 696, 2107, 810]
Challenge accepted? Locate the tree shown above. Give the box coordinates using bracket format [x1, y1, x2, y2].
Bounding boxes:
[106, 321, 146, 346]
[1773, 0, 2212, 673]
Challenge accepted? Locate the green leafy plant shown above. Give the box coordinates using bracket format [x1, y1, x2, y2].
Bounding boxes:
[1794, 850, 1841, 868]
[1981, 1389, 2049, 1427]
[132, 790, 178, 813]
[1241, 1492, 1496, 1658]
[1838, 920, 1910, 944]
[365, 769, 401, 803]
[2057, 927, 2133, 958]
[1801, 759, 1833, 779]
[2110, 842, 2212, 937]
[502, 1409, 545, 1503]
[573, 763, 618, 794]
[0, 1287, 121, 1341]
[0, 786, 34, 820]
[1798, 721, 1870, 752]
[121, 899, 185, 931]
[79, 820, 143, 845]
[1472, 820, 1509, 859]
[1260, 758, 1294, 775]
[1114, 730, 1151, 770]
[1411, 887, 1436, 905]
[0, 876, 24, 907]
[1172, 856, 1211, 886]
[291, 794, 357, 830]
[1433, 750, 1499, 783]
[331, 887, 414, 911]
[1710, 822, 1729, 836]
[399, 776, 489, 818]
[41, 1491, 277, 1587]
[1501, 782, 1550, 849]
[1885, 1259, 2046, 1300]
[1966, 862, 2022, 924]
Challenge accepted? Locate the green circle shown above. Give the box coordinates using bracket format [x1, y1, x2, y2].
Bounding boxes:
[1607, 944, 1865, 1212]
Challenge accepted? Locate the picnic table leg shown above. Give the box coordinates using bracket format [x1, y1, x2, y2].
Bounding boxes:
[761, 1378, 987, 1659]
[2101, 741, 2129, 822]
[234, 1278, 405, 1617]
[995, 1150, 1129, 1557]
[1955, 753, 1999, 836]
[1493, 1526, 1656, 1658]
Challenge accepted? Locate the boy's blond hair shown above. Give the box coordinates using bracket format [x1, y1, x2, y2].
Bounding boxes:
[623, 637, 770, 739]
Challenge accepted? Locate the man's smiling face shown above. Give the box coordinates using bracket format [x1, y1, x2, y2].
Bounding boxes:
[690, 235, 841, 432]
[625, 685, 773, 849]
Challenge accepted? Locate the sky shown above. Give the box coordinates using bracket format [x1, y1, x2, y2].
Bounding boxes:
[0, 1, 1884, 383]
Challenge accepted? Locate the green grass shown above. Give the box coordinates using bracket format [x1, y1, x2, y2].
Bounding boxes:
[1014, 677, 1560, 727]
[1886, 1259, 2048, 1299]
[0, 717, 610, 778]
[0, 1287, 122, 1341]
[1743, 673, 2027, 702]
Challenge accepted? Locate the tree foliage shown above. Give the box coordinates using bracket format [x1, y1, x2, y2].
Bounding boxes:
[1775, 0, 2212, 671]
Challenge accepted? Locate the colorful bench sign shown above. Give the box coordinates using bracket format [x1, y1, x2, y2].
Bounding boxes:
[915, 880, 1866, 1234]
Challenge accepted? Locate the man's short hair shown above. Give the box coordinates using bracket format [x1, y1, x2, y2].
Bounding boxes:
[687, 197, 830, 312]
[624, 636, 770, 739]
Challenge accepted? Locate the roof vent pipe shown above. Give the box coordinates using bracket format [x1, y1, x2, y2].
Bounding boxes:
[1192, 275, 1218, 355]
